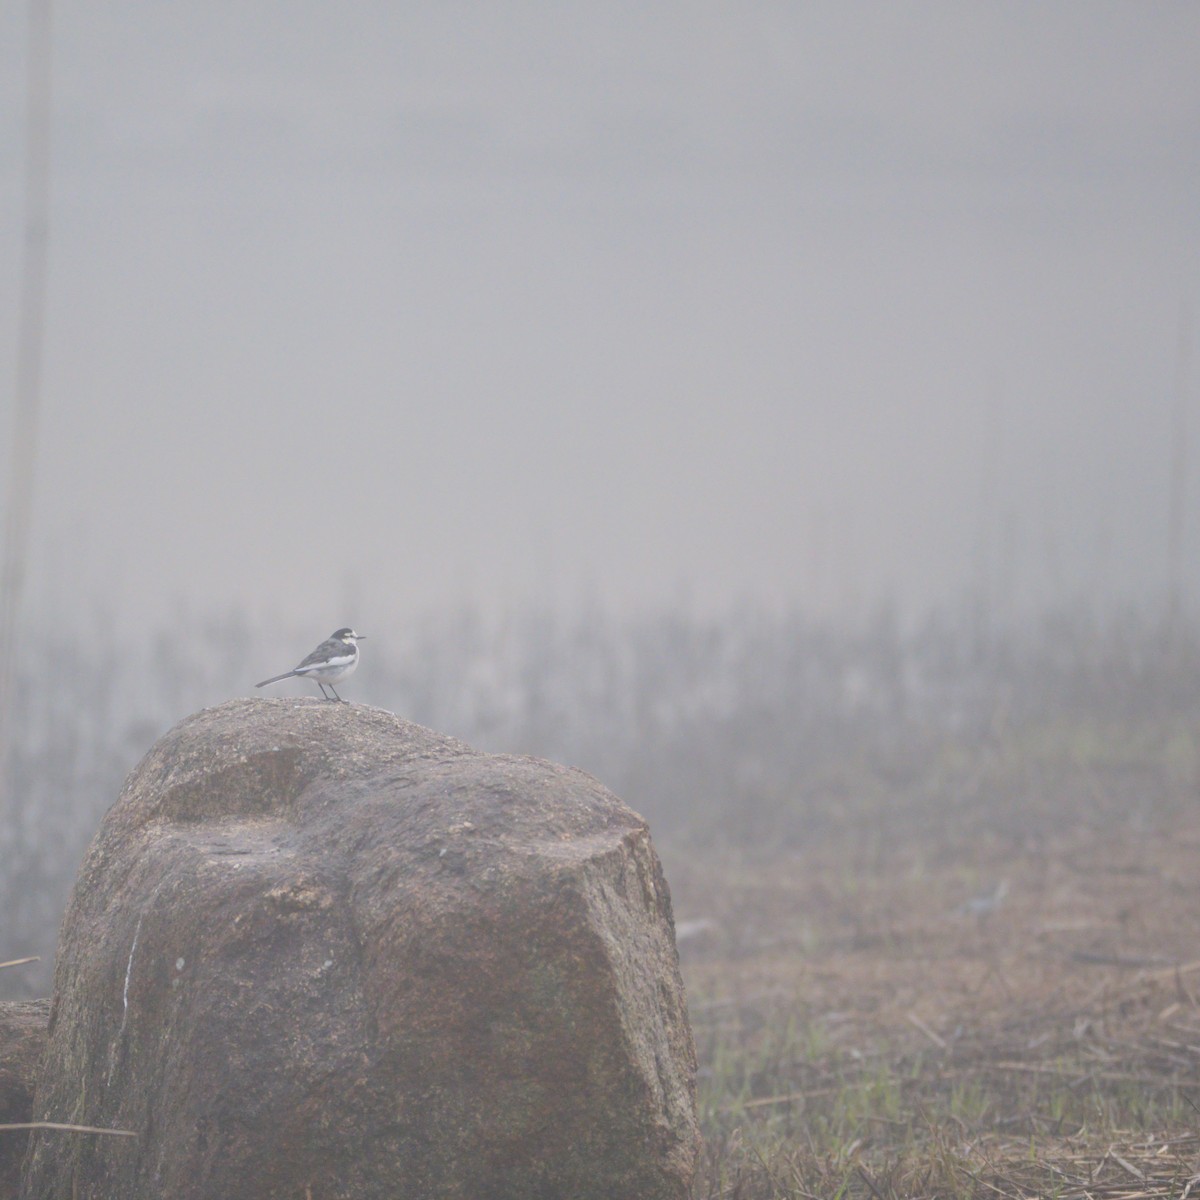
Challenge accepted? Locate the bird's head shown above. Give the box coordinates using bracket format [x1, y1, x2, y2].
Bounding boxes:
[332, 628, 365, 643]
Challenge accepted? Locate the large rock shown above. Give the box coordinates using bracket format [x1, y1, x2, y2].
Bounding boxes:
[0, 1000, 49, 1200]
[20, 700, 698, 1200]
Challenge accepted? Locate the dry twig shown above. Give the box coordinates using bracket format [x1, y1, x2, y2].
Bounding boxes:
[0, 1122, 137, 1138]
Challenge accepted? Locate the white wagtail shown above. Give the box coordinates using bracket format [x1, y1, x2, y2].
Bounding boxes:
[256, 628, 365, 702]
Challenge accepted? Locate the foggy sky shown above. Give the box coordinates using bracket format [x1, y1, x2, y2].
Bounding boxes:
[2, 3, 1199, 642]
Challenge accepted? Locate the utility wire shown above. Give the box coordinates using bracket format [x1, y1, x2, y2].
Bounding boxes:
[0, 0, 54, 816]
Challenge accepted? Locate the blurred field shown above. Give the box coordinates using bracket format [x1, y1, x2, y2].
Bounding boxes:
[668, 715, 1200, 1199]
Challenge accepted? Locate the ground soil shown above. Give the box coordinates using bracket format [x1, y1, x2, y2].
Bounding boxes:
[665, 754, 1200, 1198]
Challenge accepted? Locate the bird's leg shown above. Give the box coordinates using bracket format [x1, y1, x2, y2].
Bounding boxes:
[317, 682, 332, 701]
[328, 684, 344, 703]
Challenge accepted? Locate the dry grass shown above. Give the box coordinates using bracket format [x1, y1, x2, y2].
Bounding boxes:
[667, 717, 1200, 1198]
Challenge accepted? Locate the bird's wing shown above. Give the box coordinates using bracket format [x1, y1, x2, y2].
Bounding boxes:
[294, 638, 342, 669]
[293, 654, 356, 676]
[292, 639, 357, 674]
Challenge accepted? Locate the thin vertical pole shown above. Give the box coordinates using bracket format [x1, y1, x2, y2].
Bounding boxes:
[1167, 298, 1193, 633]
[0, 0, 54, 815]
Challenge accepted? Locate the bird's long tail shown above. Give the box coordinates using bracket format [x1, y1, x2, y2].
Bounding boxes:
[255, 671, 298, 688]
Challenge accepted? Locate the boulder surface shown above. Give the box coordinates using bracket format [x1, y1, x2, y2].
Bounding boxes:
[20, 700, 698, 1200]
[0, 999, 49, 1200]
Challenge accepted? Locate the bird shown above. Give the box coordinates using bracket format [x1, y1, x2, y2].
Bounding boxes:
[256, 628, 365, 702]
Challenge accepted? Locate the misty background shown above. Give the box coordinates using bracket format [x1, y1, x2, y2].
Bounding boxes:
[2, 3, 1197, 634]
[2, 4, 1200, 994]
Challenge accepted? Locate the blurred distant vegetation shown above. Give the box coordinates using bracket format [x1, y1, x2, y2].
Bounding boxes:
[2, 601, 1198, 997]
